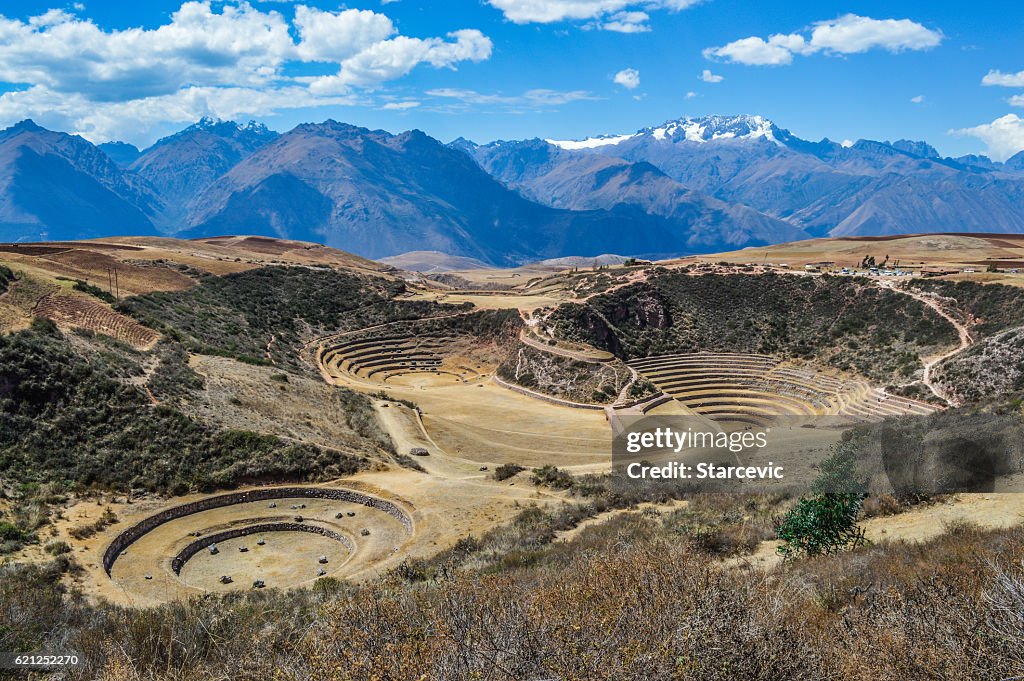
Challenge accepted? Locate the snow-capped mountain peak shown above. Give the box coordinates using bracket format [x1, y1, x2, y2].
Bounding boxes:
[545, 114, 784, 151]
[642, 114, 781, 145]
[544, 132, 637, 150]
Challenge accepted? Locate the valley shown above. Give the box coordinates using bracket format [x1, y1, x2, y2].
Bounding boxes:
[2, 233, 1024, 679]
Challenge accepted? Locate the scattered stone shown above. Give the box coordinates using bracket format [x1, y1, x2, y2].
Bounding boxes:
[252, 579, 265, 589]
[290, 504, 298, 510]
[239, 546, 249, 553]
[479, 466, 489, 471]
[208, 544, 219, 555]
[299, 504, 306, 509]
[294, 515, 304, 522]
[220, 575, 233, 584]
[144, 574, 153, 580]
[360, 528, 370, 537]
[335, 512, 344, 519]
[318, 555, 329, 564]
[347, 511, 356, 517]
[268, 503, 277, 509]
[257, 539, 266, 546]
[317, 568, 327, 576]
[410, 447, 429, 457]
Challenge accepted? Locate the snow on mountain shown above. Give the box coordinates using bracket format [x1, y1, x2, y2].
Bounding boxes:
[545, 133, 636, 150]
[547, 115, 783, 150]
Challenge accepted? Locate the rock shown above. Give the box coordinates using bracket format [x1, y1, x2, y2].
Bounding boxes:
[268, 503, 277, 508]
[220, 575, 233, 584]
[317, 568, 327, 576]
[360, 528, 370, 536]
[239, 546, 248, 553]
[335, 512, 344, 519]
[294, 515, 304, 522]
[257, 539, 266, 546]
[144, 574, 153, 580]
[208, 544, 219, 555]
[252, 579, 264, 589]
[410, 447, 429, 457]
[318, 555, 329, 564]
[347, 511, 355, 517]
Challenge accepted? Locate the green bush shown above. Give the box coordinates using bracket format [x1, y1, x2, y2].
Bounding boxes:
[775, 493, 867, 559]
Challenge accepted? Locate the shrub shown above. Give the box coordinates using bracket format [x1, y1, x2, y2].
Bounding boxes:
[532, 465, 575, 489]
[494, 464, 525, 481]
[45, 540, 71, 556]
[775, 493, 866, 559]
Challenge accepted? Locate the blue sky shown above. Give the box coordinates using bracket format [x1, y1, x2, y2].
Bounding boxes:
[0, 1, 1022, 159]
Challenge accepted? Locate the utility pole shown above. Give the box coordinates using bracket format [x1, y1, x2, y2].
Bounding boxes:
[114, 268, 120, 300]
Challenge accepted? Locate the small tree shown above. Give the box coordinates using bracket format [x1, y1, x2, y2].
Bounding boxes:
[775, 437, 868, 559]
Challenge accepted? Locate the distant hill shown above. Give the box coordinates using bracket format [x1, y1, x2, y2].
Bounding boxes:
[0, 120, 161, 240]
[378, 250, 491, 273]
[459, 137, 805, 251]
[131, 118, 278, 225]
[537, 254, 631, 268]
[2, 115, 1024, 259]
[543, 115, 1024, 238]
[181, 120, 685, 265]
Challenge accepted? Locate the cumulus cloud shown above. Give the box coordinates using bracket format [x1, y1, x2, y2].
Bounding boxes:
[0, 2, 492, 144]
[613, 68, 640, 89]
[699, 69, 723, 83]
[953, 114, 1024, 161]
[704, 14, 941, 66]
[982, 70, 1024, 87]
[685, 91, 697, 99]
[485, 0, 698, 31]
[1011, 95, 1024, 108]
[911, 95, 925, 104]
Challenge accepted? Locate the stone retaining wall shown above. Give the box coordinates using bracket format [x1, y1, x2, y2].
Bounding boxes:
[170, 522, 355, 574]
[104, 486, 412, 576]
[492, 375, 605, 410]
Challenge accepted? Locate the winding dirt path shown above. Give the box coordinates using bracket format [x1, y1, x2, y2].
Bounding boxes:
[878, 281, 973, 406]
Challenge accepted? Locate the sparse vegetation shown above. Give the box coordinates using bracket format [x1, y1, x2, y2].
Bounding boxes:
[119, 267, 469, 369]
[550, 271, 958, 382]
[0, 326, 368, 493]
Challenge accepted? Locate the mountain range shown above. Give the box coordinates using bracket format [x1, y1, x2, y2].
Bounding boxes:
[1, 114, 1023, 264]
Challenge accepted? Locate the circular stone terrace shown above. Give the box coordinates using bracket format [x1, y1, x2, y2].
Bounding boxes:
[104, 486, 414, 599]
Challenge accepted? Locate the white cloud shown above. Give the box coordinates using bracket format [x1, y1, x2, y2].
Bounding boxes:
[705, 14, 941, 66]
[703, 34, 808, 66]
[294, 7, 396, 62]
[382, 100, 420, 110]
[613, 67, 640, 89]
[485, 0, 698, 31]
[685, 91, 697, 99]
[0, 2, 492, 144]
[982, 70, 1024, 87]
[308, 30, 492, 93]
[699, 69, 723, 83]
[953, 114, 1024, 161]
[601, 11, 650, 33]
[1010, 95, 1024, 108]
[911, 94, 925, 104]
[426, 87, 596, 108]
[809, 14, 941, 54]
